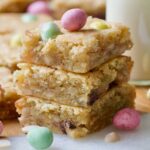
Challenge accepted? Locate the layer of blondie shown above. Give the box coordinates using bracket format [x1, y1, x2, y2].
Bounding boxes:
[14, 56, 133, 107]
[50, 0, 106, 19]
[0, 14, 51, 69]
[0, 0, 35, 12]
[0, 67, 20, 119]
[16, 84, 135, 138]
[21, 17, 133, 73]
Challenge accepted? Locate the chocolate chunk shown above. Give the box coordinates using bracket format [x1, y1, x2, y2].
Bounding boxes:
[88, 89, 99, 105]
[79, 124, 86, 128]
[59, 121, 67, 134]
[59, 120, 76, 134]
[109, 81, 118, 89]
[88, 86, 109, 105]
[64, 120, 76, 129]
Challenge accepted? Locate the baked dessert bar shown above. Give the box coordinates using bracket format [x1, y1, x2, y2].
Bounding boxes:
[16, 83, 135, 138]
[21, 17, 133, 73]
[50, 0, 106, 19]
[0, 67, 20, 119]
[14, 56, 133, 107]
[0, 0, 35, 12]
[0, 14, 51, 70]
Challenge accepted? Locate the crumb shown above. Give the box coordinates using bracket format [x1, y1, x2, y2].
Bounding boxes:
[104, 132, 120, 143]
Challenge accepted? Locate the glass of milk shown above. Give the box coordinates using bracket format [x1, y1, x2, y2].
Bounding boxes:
[106, 0, 150, 86]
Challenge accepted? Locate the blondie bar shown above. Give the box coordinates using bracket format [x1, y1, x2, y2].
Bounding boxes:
[0, 14, 51, 69]
[16, 84, 135, 138]
[50, 0, 106, 19]
[0, 0, 35, 12]
[14, 56, 133, 107]
[0, 67, 20, 119]
[21, 17, 133, 73]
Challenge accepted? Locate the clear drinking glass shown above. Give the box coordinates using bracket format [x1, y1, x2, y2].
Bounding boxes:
[106, 0, 150, 86]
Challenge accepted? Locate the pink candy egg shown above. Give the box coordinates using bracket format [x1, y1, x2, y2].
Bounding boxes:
[113, 108, 141, 130]
[61, 8, 87, 31]
[0, 121, 3, 135]
[27, 1, 51, 15]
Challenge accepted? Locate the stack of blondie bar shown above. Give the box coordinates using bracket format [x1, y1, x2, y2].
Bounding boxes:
[0, 14, 51, 119]
[14, 17, 135, 138]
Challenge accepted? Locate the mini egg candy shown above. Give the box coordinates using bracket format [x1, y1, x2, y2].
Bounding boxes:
[113, 108, 141, 130]
[10, 34, 22, 47]
[0, 121, 3, 135]
[41, 22, 61, 41]
[21, 14, 38, 23]
[90, 20, 110, 30]
[27, 1, 51, 15]
[27, 127, 53, 150]
[61, 8, 87, 31]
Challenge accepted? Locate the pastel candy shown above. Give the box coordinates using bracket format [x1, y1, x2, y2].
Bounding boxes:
[113, 108, 141, 130]
[10, 34, 22, 47]
[21, 14, 38, 23]
[27, 127, 53, 150]
[41, 22, 61, 41]
[27, 1, 51, 15]
[0, 121, 3, 135]
[61, 8, 87, 31]
[90, 20, 110, 30]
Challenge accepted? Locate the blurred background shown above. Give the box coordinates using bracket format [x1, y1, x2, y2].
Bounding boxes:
[0, 0, 106, 19]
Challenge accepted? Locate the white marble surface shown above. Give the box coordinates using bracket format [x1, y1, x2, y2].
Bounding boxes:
[2, 114, 150, 150]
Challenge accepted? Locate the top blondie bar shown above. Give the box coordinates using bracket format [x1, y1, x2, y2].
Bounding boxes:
[21, 17, 133, 73]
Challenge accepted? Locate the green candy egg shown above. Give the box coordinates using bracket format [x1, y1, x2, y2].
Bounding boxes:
[27, 127, 53, 150]
[40, 22, 61, 41]
[21, 14, 38, 23]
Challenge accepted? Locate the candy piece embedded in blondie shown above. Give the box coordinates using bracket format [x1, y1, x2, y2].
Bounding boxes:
[0, 67, 20, 120]
[0, 14, 52, 70]
[14, 56, 133, 107]
[21, 17, 133, 73]
[16, 83, 135, 138]
[50, 0, 106, 19]
[0, 0, 35, 12]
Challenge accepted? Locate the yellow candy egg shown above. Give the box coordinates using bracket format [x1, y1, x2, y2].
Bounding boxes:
[90, 20, 110, 30]
[10, 34, 22, 48]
